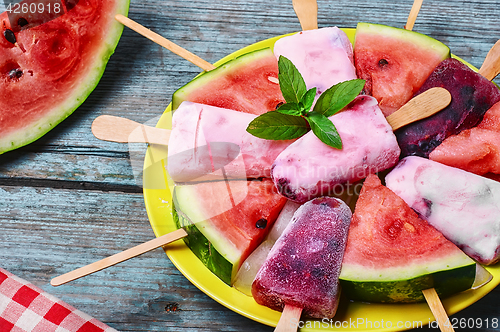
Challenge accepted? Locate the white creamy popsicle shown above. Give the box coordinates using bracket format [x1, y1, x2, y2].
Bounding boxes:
[273, 27, 357, 98]
[167, 101, 294, 182]
[271, 95, 401, 203]
[385, 156, 500, 265]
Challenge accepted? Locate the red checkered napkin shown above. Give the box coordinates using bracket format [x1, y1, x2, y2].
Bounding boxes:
[0, 268, 118, 332]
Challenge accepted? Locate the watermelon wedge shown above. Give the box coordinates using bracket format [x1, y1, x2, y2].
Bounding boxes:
[0, 0, 130, 154]
[354, 22, 450, 116]
[339, 174, 476, 303]
[429, 101, 500, 176]
[172, 178, 287, 285]
[171, 48, 285, 114]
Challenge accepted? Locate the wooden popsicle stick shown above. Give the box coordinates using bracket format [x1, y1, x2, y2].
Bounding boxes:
[274, 304, 303, 332]
[478, 39, 500, 81]
[292, 0, 318, 31]
[115, 14, 215, 72]
[386, 87, 451, 130]
[91, 115, 171, 145]
[405, 0, 424, 31]
[471, 264, 493, 289]
[51, 228, 188, 286]
[422, 288, 455, 332]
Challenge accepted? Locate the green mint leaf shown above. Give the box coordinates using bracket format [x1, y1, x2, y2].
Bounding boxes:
[278, 55, 307, 104]
[247, 111, 309, 140]
[313, 79, 365, 117]
[276, 102, 303, 116]
[306, 112, 342, 149]
[301, 87, 317, 113]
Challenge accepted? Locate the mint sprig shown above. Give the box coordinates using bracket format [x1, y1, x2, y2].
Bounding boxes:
[246, 55, 365, 149]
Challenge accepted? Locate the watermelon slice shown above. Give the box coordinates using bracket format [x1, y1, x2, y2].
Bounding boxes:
[171, 48, 285, 114]
[172, 178, 287, 285]
[429, 101, 500, 176]
[339, 174, 476, 303]
[354, 22, 450, 116]
[0, 0, 130, 154]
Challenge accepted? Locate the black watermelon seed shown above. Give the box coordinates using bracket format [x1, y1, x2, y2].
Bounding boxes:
[255, 218, 268, 229]
[4, 29, 16, 44]
[378, 59, 389, 68]
[8, 68, 23, 79]
[65, 0, 79, 10]
[18, 18, 29, 27]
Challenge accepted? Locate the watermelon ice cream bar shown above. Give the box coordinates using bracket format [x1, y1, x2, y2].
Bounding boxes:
[273, 27, 357, 98]
[271, 95, 400, 203]
[395, 58, 500, 158]
[167, 101, 294, 182]
[385, 156, 500, 265]
[252, 197, 352, 319]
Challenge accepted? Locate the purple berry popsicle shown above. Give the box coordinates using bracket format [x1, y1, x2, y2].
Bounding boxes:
[273, 27, 357, 99]
[385, 156, 500, 265]
[395, 58, 500, 158]
[167, 101, 294, 182]
[252, 196, 352, 319]
[271, 95, 400, 203]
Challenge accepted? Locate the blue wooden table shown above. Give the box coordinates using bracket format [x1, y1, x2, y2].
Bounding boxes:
[1, 0, 500, 331]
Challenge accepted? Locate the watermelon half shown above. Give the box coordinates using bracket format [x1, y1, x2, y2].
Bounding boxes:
[0, 0, 130, 154]
[340, 174, 476, 303]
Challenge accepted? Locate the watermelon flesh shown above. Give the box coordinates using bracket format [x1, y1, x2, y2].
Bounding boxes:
[172, 48, 285, 114]
[340, 174, 476, 303]
[396, 58, 500, 158]
[0, 0, 129, 154]
[386, 156, 500, 265]
[173, 178, 287, 285]
[354, 22, 450, 117]
[429, 101, 500, 176]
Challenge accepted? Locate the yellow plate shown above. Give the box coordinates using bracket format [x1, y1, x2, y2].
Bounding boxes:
[143, 29, 500, 331]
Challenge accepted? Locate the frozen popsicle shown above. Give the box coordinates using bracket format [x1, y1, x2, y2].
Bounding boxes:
[429, 100, 500, 176]
[273, 27, 357, 100]
[395, 58, 500, 158]
[271, 95, 401, 203]
[385, 156, 500, 265]
[167, 101, 294, 182]
[252, 196, 352, 319]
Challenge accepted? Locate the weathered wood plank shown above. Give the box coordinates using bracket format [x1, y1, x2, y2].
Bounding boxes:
[0, 186, 273, 331]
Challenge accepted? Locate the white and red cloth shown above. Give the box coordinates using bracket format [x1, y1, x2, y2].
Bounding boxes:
[0, 268, 118, 332]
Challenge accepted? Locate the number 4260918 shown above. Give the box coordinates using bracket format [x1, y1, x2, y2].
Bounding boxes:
[5, 2, 62, 14]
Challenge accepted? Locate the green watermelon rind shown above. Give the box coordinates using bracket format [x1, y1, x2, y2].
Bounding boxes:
[172, 187, 236, 285]
[0, 0, 130, 155]
[339, 251, 476, 303]
[173, 184, 241, 265]
[354, 22, 451, 59]
[171, 47, 275, 111]
[172, 204, 234, 285]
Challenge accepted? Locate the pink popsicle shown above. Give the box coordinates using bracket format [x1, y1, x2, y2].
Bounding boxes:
[385, 156, 500, 265]
[273, 27, 357, 99]
[167, 101, 294, 182]
[271, 95, 401, 203]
